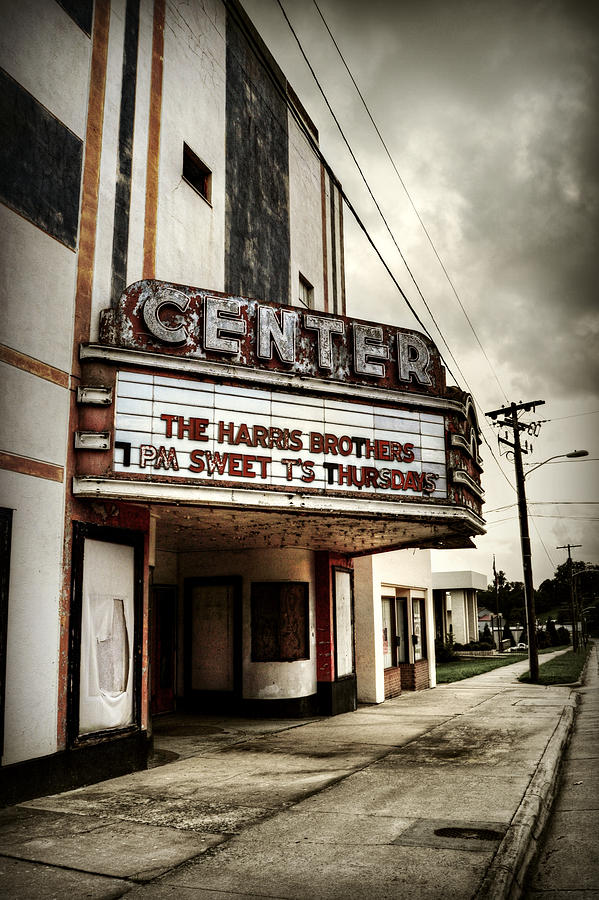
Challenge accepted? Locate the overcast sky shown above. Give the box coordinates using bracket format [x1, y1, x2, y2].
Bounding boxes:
[242, 0, 599, 587]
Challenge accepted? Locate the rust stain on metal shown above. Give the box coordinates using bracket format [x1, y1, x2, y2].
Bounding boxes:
[100, 279, 447, 396]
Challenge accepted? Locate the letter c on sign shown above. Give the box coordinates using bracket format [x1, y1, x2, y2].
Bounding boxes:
[143, 288, 190, 344]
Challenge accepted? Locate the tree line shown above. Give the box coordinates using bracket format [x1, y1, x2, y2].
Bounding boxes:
[478, 561, 599, 636]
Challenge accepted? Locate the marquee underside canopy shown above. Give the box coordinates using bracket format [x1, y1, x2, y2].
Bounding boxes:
[73, 475, 483, 554]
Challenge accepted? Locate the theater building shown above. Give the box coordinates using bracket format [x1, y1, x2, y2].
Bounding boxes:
[0, 0, 484, 803]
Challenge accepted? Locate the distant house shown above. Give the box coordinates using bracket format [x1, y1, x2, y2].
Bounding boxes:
[433, 571, 487, 645]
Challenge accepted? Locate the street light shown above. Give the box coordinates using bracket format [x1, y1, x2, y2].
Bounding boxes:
[524, 450, 588, 479]
[486, 398, 589, 683]
[521, 449, 588, 674]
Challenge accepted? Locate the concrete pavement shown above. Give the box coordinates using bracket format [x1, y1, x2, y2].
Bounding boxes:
[0, 648, 591, 899]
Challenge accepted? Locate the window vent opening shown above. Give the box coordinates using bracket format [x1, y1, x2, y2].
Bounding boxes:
[298, 273, 314, 309]
[183, 143, 212, 204]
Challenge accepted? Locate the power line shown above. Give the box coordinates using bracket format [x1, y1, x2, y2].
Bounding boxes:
[546, 410, 599, 422]
[487, 501, 599, 513]
[275, 0, 469, 389]
[530, 518, 556, 568]
[275, 0, 516, 497]
[532, 515, 599, 521]
[311, 0, 509, 406]
[485, 514, 599, 523]
[530, 501, 599, 506]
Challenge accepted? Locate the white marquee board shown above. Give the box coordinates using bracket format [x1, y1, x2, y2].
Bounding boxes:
[113, 371, 447, 499]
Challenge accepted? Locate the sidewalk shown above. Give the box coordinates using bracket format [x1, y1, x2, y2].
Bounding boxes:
[0, 648, 587, 899]
[524, 642, 599, 897]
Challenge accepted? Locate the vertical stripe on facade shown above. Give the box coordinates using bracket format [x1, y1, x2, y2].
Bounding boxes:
[225, 10, 291, 304]
[339, 192, 346, 316]
[329, 174, 338, 314]
[320, 163, 329, 313]
[60, 0, 111, 750]
[110, 0, 141, 305]
[142, 0, 165, 280]
[71, 0, 111, 370]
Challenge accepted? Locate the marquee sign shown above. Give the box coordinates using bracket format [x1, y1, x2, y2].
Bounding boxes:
[101, 280, 446, 397]
[114, 371, 447, 499]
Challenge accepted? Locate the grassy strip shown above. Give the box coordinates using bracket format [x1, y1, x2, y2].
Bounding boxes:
[436, 654, 527, 683]
[436, 646, 569, 684]
[519, 646, 590, 684]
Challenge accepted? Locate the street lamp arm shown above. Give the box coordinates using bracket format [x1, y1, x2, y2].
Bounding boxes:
[524, 450, 588, 479]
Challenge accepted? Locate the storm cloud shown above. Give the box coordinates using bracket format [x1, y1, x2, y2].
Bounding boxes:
[242, 0, 599, 582]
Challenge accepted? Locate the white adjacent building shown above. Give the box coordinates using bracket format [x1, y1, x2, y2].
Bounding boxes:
[433, 570, 488, 645]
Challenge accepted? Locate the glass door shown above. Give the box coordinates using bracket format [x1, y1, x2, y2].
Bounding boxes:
[382, 597, 394, 668]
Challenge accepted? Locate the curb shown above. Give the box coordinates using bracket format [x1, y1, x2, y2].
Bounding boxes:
[474, 697, 577, 900]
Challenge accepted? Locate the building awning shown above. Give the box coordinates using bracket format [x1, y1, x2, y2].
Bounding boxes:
[73, 477, 483, 554]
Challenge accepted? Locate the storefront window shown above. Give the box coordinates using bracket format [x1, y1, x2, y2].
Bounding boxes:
[382, 594, 409, 667]
[412, 596, 427, 661]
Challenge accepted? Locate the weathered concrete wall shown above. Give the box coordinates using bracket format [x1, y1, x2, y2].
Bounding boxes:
[154, 549, 178, 585]
[177, 548, 317, 701]
[225, 8, 290, 305]
[353, 557, 381, 703]
[288, 115, 325, 311]
[0, 470, 64, 765]
[467, 589, 478, 640]
[354, 549, 435, 701]
[449, 588, 469, 644]
[153, 0, 226, 292]
[0, 0, 91, 766]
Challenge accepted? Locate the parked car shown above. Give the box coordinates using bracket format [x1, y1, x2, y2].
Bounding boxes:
[509, 642, 528, 652]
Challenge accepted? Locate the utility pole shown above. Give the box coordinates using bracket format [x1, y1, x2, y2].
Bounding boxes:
[486, 400, 545, 683]
[493, 554, 500, 650]
[556, 543, 582, 652]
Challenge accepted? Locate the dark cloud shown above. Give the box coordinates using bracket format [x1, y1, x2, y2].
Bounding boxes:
[242, 0, 599, 581]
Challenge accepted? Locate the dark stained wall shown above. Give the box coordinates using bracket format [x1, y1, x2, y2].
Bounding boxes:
[225, 9, 291, 305]
[0, 68, 83, 250]
[56, 0, 94, 36]
[110, 0, 141, 305]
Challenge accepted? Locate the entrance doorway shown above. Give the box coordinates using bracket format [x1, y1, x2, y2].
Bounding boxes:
[184, 577, 242, 710]
[150, 585, 177, 715]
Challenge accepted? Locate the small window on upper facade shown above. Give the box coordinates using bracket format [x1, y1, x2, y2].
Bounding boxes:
[183, 143, 212, 204]
[298, 273, 314, 309]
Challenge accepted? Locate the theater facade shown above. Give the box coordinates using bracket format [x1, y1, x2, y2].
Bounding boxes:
[71, 279, 484, 728]
[0, 0, 483, 803]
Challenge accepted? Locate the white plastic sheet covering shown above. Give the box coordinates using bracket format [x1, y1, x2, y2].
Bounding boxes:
[79, 539, 135, 734]
[335, 570, 353, 677]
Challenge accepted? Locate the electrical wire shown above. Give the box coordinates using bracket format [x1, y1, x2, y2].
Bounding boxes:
[274, 0, 516, 496]
[485, 514, 599, 523]
[530, 518, 556, 568]
[275, 0, 469, 391]
[487, 502, 599, 513]
[545, 410, 599, 422]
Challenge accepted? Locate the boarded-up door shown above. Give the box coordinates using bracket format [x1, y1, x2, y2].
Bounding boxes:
[184, 578, 241, 705]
